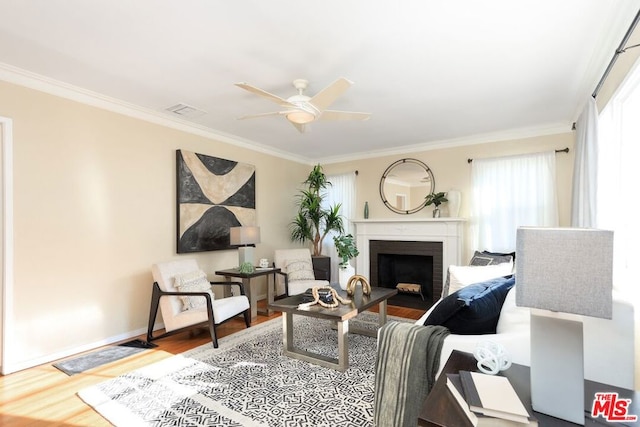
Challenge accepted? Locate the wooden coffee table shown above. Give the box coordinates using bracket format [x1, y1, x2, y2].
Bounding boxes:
[268, 285, 397, 371]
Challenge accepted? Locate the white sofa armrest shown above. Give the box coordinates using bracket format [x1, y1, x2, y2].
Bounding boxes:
[584, 293, 636, 389]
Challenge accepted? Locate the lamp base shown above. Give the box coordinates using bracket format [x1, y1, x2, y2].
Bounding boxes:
[530, 313, 585, 425]
[238, 246, 255, 267]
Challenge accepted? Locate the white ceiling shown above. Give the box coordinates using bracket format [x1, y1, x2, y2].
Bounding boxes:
[0, 1, 639, 163]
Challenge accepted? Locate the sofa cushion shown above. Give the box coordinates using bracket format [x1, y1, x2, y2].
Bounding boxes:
[445, 262, 514, 297]
[174, 270, 213, 311]
[424, 276, 515, 335]
[469, 250, 514, 266]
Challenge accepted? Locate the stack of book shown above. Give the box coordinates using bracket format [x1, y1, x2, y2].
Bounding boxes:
[446, 370, 538, 426]
[301, 288, 334, 304]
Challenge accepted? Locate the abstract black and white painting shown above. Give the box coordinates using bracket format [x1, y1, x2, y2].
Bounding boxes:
[176, 150, 256, 253]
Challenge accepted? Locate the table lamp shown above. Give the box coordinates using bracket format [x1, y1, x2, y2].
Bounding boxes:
[515, 227, 613, 425]
[230, 226, 260, 267]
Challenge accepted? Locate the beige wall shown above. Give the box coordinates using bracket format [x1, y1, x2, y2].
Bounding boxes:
[323, 131, 575, 261]
[0, 81, 309, 372]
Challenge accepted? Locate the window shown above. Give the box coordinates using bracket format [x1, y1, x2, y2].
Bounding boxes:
[471, 152, 559, 252]
[324, 172, 357, 280]
[597, 60, 640, 291]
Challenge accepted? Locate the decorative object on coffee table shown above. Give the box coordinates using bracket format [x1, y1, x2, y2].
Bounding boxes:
[297, 286, 351, 309]
[346, 274, 371, 296]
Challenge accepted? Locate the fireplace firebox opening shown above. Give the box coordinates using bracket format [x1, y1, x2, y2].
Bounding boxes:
[370, 240, 443, 310]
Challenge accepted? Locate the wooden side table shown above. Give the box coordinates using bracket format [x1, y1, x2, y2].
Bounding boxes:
[418, 350, 639, 426]
[214, 267, 281, 321]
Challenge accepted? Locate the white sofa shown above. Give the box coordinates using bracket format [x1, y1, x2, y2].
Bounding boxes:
[417, 288, 636, 390]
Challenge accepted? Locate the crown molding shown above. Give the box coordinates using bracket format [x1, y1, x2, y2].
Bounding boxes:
[319, 122, 572, 165]
[0, 63, 310, 165]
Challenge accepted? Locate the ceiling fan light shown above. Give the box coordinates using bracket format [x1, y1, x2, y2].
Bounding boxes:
[286, 111, 315, 124]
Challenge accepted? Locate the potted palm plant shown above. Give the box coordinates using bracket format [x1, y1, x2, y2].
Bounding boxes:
[333, 233, 359, 289]
[290, 164, 344, 257]
[425, 191, 448, 218]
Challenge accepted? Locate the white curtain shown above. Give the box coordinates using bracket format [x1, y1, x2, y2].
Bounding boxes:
[596, 59, 640, 292]
[323, 172, 357, 281]
[471, 151, 559, 253]
[571, 96, 599, 227]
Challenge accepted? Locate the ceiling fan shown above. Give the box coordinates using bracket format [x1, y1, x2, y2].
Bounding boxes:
[235, 77, 371, 133]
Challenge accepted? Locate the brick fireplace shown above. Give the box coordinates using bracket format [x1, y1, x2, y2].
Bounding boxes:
[352, 218, 465, 309]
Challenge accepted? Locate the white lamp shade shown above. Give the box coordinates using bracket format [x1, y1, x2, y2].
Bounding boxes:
[515, 227, 613, 319]
[230, 226, 260, 246]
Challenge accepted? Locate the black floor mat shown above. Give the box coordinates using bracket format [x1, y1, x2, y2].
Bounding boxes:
[118, 339, 158, 349]
[52, 339, 157, 375]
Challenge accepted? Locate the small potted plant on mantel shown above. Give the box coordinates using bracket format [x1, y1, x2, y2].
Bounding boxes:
[333, 233, 359, 290]
[425, 191, 448, 218]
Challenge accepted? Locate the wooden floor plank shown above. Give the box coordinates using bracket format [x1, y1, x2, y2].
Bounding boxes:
[0, 303, 424, 426]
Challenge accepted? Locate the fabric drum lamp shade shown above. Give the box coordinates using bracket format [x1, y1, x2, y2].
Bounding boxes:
[230, 226, 260, 267]
[515, 227, 614, 425]
[516, 227, 613, 318]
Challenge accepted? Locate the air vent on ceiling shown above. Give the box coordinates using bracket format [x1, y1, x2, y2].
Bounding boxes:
[165, 103, 207, 118]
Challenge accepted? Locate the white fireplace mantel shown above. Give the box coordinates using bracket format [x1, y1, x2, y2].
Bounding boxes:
[352, 218, 466, 288]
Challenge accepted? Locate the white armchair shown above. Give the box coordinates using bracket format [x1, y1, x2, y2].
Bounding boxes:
[147, 258, 250, 348]
[274, 248, 330, 296]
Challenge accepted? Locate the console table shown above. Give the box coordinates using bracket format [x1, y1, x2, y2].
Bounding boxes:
[419, 350, 639, 426]
[215, 267, 280, 321]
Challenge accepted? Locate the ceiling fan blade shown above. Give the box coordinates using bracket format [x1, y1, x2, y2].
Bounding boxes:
[237, 111, 286, 120]
[319, 110, 371, 121]
[309, 77, 353, 111]
[235, 82, 297, 108]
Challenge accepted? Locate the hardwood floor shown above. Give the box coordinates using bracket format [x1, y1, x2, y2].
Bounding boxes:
[0, 303, 424, 426]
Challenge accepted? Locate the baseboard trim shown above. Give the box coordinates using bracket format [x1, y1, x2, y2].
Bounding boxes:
[1, 324, 162, 375]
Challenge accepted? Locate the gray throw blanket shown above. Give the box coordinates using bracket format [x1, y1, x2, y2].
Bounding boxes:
[373, 321, 450, 427]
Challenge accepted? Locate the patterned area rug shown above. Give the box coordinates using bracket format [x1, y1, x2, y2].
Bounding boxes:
[78, 312, 410, 426]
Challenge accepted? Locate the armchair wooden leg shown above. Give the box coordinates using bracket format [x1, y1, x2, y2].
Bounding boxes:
[208, 317, 219, 348]
[243, 308, 251, 328]
[147, 283, 162, 342]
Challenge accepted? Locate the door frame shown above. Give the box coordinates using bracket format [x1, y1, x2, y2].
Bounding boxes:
[1, 116, 14, 375]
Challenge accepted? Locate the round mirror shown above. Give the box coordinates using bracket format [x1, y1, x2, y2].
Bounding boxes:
[379, 158, 435, 214]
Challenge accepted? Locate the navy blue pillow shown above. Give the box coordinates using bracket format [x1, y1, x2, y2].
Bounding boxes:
[423, 275, 515, 335]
